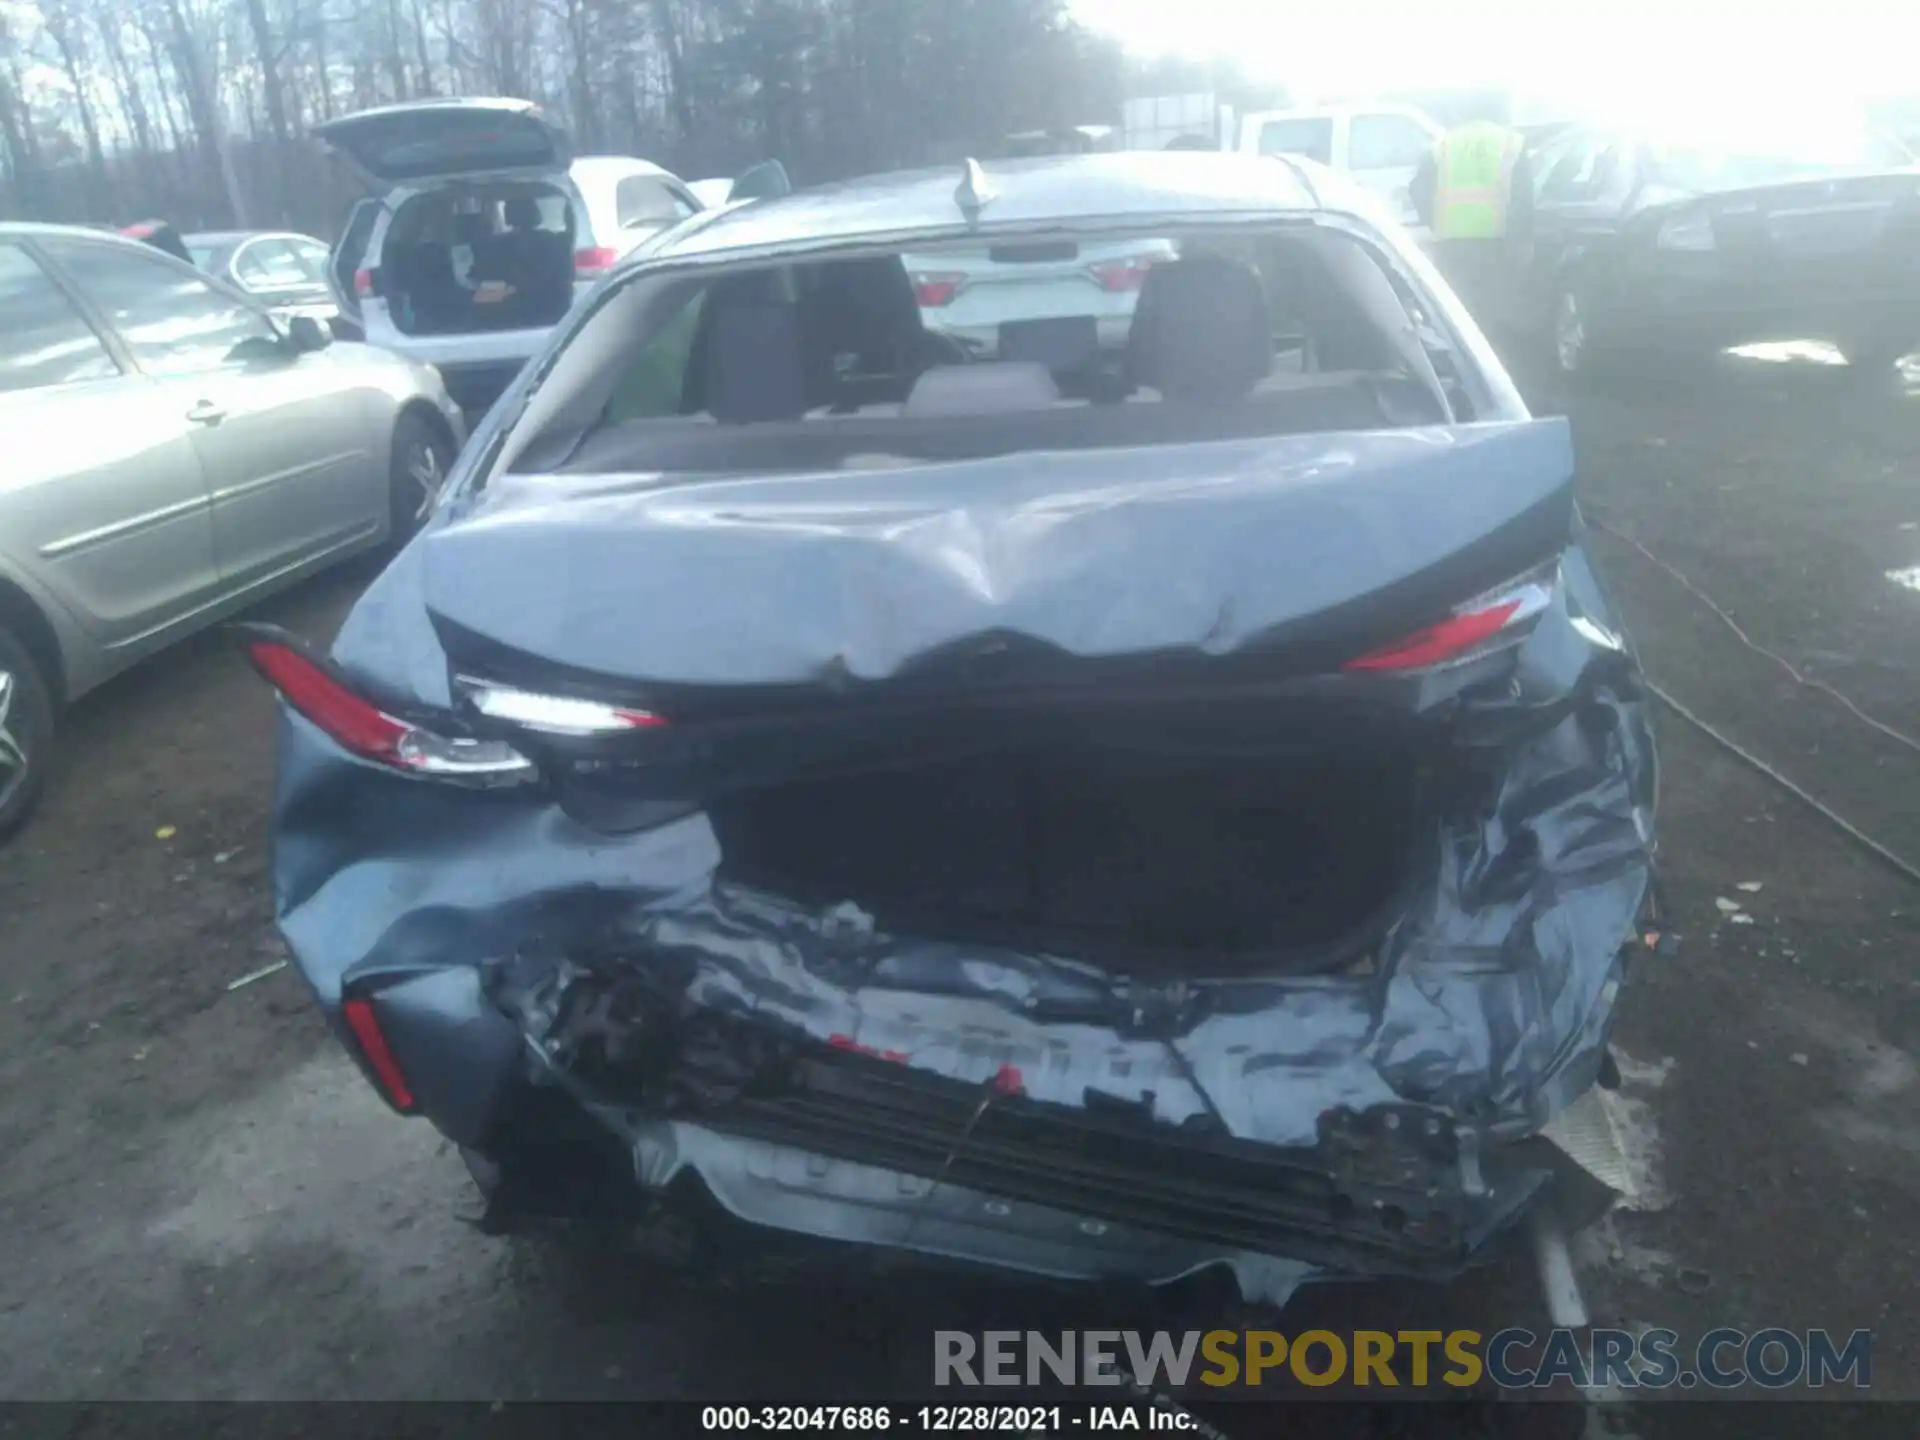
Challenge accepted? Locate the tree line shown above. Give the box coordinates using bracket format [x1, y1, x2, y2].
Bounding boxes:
[0, 0, 1161, 237]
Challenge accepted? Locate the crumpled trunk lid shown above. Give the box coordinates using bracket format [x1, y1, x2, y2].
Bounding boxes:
[422, 421, 1575, 696]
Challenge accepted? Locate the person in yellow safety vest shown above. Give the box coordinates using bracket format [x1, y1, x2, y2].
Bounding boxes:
[1409, 118, 1535, 332]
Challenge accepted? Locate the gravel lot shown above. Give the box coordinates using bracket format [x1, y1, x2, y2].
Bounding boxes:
[1, 347, 1915, 1432]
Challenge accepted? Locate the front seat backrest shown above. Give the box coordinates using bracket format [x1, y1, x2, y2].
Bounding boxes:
[1124, 255, 1273, 403]
[704, 300, 808, 424]
[799, 257, 933, 408]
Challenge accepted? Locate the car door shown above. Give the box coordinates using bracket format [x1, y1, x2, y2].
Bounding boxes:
[36, 235, 386, 591]
[0, 240, 219, 653]
[1521, 131, 1634, 320]
[1347, 111, 1442, 226]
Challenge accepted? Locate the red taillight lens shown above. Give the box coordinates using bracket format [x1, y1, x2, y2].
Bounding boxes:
[1088, 255, 1159, 292]
[1343, 570, 1556, 673]
[342, 997, 416, 1111]
[239, 631, 535, 782]
[245, 639, 411, 762]
[574, 245, 619, 278]
[353, 267, 374, 298]
[912, 272, 966, 307]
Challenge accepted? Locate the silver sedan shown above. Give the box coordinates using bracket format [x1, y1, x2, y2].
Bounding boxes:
[0, 222, 467, 839]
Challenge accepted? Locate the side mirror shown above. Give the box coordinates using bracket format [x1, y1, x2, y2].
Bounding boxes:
[728, 160, 792, 203]
[287, 314, 332, 353]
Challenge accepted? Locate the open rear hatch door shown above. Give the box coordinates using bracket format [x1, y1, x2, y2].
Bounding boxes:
[314, 98, 573, 186]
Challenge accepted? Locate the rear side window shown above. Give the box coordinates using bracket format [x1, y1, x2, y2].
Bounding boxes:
[1349, 114, 1434, 170]
[0, 244, 119, 393]
[1259, 118, 1334, 164]
[235, 238, 311, 288]
[41, 238, 278, 376]
[616, 176, 695, 230]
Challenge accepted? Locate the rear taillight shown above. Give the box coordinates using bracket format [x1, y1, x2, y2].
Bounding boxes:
[1087, 255, 1159, 292]
[912, 271, 966, 308]
[237, 629, 535, 783]
[574, 245, 619, 279]
[353, 267, 374, 298]
[342, 997, 416, 1111]
[1344, 568, 1557, 673]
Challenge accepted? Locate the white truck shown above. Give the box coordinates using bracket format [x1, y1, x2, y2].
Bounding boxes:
[1235, 104, 1443, 226]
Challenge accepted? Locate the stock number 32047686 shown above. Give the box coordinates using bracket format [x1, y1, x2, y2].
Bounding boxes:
[700, 1406, 1067, 1431]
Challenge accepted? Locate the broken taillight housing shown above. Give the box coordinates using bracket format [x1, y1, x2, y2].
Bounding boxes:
[1344, 565, 1557, 673]
[236, 628, 535, 784]
[342, 997, 416, 1112]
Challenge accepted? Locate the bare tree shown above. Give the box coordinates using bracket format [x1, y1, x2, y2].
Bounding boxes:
[2, 0, 1130, 230]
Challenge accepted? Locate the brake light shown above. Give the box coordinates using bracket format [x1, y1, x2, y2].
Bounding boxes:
[353, 268, 374, 298]
[1087, 255, 1159, 292]
[574, 245, 619, 278]
[238, 631, 534, 783]
[912, 272, 966, 308]
[342, 997, 416, 1111]
[1343, 571, 1556, 673]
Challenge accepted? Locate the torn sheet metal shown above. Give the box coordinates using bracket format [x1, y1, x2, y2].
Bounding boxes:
[274, 417, 1656, 1294]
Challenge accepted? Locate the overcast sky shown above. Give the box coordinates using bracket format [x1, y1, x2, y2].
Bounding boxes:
[1069, 0, 1920, 108]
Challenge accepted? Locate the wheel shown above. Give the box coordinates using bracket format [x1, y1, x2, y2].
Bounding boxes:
[389, 412, 454, 548]
[1551, 282, 1601, 380]
[0, 624, 55, 843]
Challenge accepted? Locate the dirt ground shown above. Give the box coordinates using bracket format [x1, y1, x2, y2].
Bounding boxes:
[1, 345, 1917, 1431]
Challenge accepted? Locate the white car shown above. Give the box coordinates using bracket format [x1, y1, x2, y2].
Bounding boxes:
[316, 98, 707, 415]
[1237, 105, 1442, 227]
[902, 237, 1181, 359]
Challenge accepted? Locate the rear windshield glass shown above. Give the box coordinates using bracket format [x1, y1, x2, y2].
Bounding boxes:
[509, 223, 1475, 480]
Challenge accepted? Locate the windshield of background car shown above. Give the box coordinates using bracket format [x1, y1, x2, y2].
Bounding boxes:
[503, 221, 1481, 482]
[1258, 118, 1335, 164]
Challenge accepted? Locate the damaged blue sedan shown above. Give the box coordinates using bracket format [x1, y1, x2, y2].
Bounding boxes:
[248, 151, 1662, 1312]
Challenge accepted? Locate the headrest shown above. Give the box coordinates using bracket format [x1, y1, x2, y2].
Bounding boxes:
[903, 362, 1060, 418]
[704, 303, 807, 424]
[800, 257, 928, 406]
[1125, 256, 1272, 403]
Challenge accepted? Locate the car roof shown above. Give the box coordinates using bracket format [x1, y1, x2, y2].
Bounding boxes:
[0, 220, 138, 240]
[0, 220, 194, 253]
[652, 152, 1332, 263]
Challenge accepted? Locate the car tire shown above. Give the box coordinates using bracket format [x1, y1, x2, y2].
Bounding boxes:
[0, 624, 55, 843]
[1550, 279, 1611, 383]
[389, 412, 455, 549]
